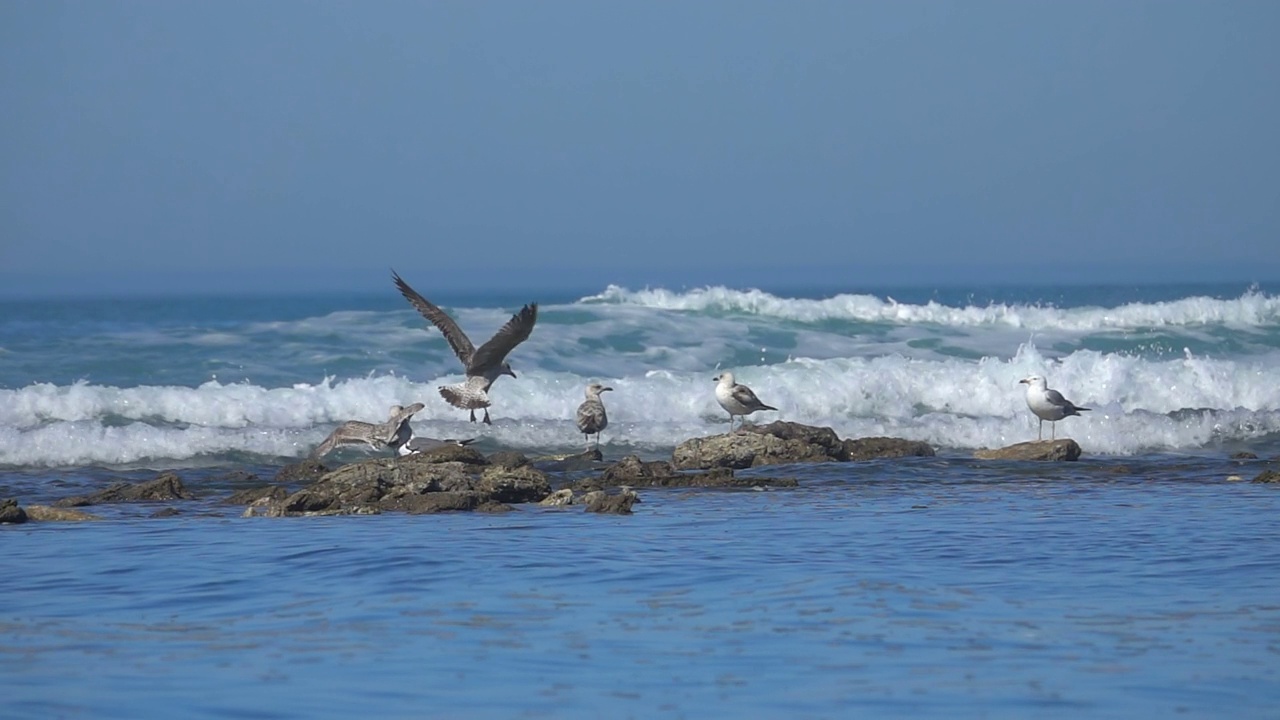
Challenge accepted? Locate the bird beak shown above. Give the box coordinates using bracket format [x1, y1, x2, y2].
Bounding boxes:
[1018, 379, 1028, 385]
[603, 386, 614, 392]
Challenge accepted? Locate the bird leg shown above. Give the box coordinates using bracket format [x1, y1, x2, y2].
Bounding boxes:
[1037, 419, 1043, 441]
[1050, 421, 1056, 441]
[482, 408, 492, 425]
[468, 409, 476, 423]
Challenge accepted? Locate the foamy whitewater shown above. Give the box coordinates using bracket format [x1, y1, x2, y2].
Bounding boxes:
[3, 283, 1279, 467]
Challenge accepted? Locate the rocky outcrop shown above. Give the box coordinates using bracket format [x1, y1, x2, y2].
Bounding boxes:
[584, 489, 639, 515]
[0, 498, 27, 524]
[1253, 470, 1280, 484]
[222, 486, 289, 505]
[580, 455, 798, 491]
[672, 421, 935, 470]
[254, 454, 552, 517]
[974, 440, 1082, 461]
[54, 472, 194, 507]
[275, 459, 330, 484]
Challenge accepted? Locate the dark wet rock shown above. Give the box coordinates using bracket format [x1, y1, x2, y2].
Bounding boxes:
[601, 455, 679, 483]
[673, 422, 935, 470]
[533, 449, 604, 472]
[487, 451, 531, 470]
[1232, 452, 1259, 460]
[261, 455, 551, 517]
[841, 437, 936, 461]
[974, 440, 1082, 461]
[539, 488, 576, 506]
[149, 507, 182, 519]
[23, 505, 101, 522]
[410, 444, 489, 466]
[0, 498, 28, 524]
[584, 489, 638, 515]
[1252, 470, 1280, 484]
[274, 459, 330, 484]
[222, 486, 289, 506]
[214, 469, 263, 486]
[577, 466, 797, 492]
[54, 472, 194, 507]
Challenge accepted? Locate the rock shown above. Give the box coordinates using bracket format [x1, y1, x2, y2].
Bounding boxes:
[974, 440, 1082, 461]
[1252, 470, 1280, 484]
[487, 451, 530, 469]
[23, 505, 101, 522]
[672, 432, 830, 470]
[841, 437, 936, 461]
[54, 472, 194, 507]
[1232, 452, 1259, 460]
[539, 488, 576, 507]
[533, 449, 604, 472]
[214, 469, 263, 486]
[673, 422, 935, 469]
[601, 455, 679, 483]
[584, 489, 638, 515]
[0, 498, 28, 524]
[409, 444, 489, 466]
[222, 486, 289, 505]
[261, 454, 551, 517]
[275, 459, 330, 484]
[149, 507, 182, 519]
[577, 466, 798, 491]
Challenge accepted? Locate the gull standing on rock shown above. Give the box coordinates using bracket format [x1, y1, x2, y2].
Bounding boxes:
[310, 403, 426, 458]
[575, 382, 613, 450]
[714, 371, 776, 431]
[1019, 375, 1090, 440]
[393, 270, 538, 424]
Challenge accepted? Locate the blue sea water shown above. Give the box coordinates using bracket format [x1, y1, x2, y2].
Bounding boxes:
[2, 280, 1280, 718]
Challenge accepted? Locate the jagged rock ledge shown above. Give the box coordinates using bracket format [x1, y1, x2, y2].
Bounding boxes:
[672, 421, 935, 470]
[974, 439, 1082, 461]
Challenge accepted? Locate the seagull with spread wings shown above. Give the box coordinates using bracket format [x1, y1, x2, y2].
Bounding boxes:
[392, 270, 538, 424]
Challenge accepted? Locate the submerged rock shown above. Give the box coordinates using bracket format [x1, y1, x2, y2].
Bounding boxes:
[222, 486, 290, 505]
[54, 472, 194, 507]
[274, 459, 330, 484]
[583, 489, 638, 515]
[1252, 470, 1280, 484]
[23, 505, 102, 522]
[582, 456, 798, 491]
[974, 440, 1083, 461]
[672, 421, 934, 470]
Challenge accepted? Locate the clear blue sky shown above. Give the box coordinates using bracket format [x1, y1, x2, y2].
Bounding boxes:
[2, 1, 1278, 296]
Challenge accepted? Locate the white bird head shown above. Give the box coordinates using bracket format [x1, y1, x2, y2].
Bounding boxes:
[713, 371, 735, 386]
[1019, 375, 1048, 390]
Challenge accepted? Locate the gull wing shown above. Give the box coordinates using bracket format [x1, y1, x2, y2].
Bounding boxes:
[392, 271, 476, 365]
[1045, 388, 1089, 413]
[576, 398, 607, 434]
[732, 383, 776, 412]
[468, 303, 538, 373]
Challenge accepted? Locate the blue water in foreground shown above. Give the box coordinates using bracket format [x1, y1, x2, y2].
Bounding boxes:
[3, 281, 1280, 717]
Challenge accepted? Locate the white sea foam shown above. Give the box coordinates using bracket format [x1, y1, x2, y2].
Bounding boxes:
[4, 343, 1280, 467]
[581, 285, 1280, 330]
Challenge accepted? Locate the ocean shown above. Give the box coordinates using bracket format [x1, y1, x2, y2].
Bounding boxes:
[3, 280, 1279, 718]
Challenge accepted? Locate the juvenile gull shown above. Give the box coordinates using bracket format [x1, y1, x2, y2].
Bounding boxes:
[714, 371, 777, 431]
[397, 435, 477, 457]
[575, 382, 613, 450]
[392, 270, 538, 425]
[1019, 375, 1090, 440]
[310, 403, 426, 459]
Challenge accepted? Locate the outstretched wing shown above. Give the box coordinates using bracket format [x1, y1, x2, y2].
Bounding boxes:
[392, 270, 475, 365]
[469, 303, 538, 373]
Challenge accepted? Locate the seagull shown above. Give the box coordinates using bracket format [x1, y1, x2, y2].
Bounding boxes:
[575, 382, 613, 450]
[713, 371, 776, 431]
[1019, 375, 1090, 440]
[392, 270, 538, 424]
[310, 403, 425, 459]
[397, 435, 477, 457]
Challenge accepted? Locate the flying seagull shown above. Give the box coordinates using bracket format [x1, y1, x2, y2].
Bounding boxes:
[1019, 375, 1090, 440]
[392, 270, 538, 424]
[575, 382, 613, 450]
[311, 403, 425, 459]
[714, 371, 776, 431]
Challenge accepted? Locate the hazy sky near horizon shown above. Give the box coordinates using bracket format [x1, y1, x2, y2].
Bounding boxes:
[2, 1, 1278, 296]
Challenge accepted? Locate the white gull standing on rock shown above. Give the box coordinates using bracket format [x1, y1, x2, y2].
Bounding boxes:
[575, 382, 613, 450]
[1019, 375, 1090, 440]
[393, 270, 538, 425]
[310, 403, 426, 458]
[713, 371, 776, 431]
